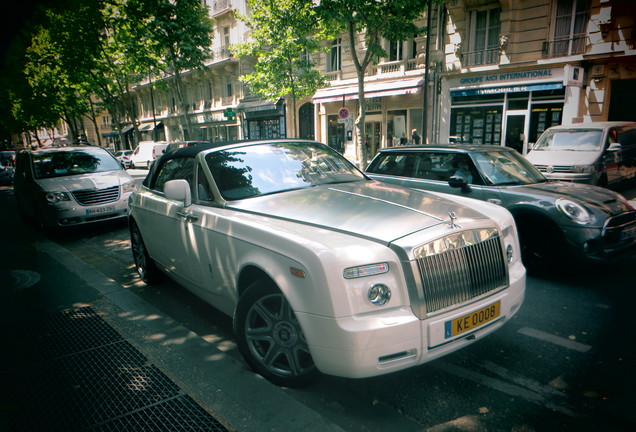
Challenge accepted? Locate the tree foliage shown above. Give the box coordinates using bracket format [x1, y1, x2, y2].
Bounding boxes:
[1, 0, 214, 147]
[316, 0, 429, 163]
[233, 0, 333, 137]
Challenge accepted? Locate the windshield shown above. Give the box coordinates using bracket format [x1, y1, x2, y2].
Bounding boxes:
[472, 150, 547, 186]
[205, 142, 365, 200]
[32, 148, 122, 179]
[533, 129, 603, 151]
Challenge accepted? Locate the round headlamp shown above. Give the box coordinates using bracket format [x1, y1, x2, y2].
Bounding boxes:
[367, 284, 391, 307]
[556, 198, 591, 224]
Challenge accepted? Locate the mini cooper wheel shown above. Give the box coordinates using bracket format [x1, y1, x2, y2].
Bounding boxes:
[234, 280, 318, 387]
[130, 222, 159, 284]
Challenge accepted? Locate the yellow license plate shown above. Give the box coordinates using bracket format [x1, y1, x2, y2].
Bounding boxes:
[445, 301, 500, 338]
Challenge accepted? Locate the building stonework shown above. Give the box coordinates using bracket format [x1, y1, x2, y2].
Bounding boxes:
[109, 0, 635, 162]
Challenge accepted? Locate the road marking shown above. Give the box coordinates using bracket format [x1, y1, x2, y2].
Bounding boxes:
[432, 361, 584, 419]
[517, 327, 592, 353]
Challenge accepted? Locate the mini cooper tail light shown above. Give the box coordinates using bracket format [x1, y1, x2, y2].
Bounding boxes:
[343, 263, 389, 279]
[368, 284, 391, 306]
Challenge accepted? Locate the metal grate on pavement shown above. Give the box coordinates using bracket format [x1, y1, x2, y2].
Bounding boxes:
[0, 306, 230, 432]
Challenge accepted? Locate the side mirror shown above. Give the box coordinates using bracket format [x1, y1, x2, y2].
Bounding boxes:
[449, 175, 472, 193]
[164, 179, 192, 207]
[607, 142, 621, 152]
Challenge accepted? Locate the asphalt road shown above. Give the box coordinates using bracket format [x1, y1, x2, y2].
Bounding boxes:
[2, 173, 636, 432]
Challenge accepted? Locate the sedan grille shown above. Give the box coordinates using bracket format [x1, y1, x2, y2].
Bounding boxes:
[72, 185, 120, 206]
[416, 232, 508, 314]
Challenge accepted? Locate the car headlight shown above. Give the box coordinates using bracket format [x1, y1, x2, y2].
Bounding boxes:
[571, 165, 595, 173]
[556, 198, 591, 224]
[45, 192, 70, 204]
[122, 181, 137, 193]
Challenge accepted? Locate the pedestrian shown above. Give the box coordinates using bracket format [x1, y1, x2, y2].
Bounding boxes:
[411, 128, 421, 145]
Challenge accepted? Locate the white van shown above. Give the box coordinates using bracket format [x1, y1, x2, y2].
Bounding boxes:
[130, 141, 167, 169]
[526, 122, 636, 187]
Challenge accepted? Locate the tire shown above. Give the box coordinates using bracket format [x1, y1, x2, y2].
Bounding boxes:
[234, 280, 319, 387]
[517, 219, 563, 276]
[130, 221, 160, 284]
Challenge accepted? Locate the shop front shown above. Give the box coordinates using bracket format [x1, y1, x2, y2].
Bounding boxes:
[237, 98, 286, 140]
[313, 78, 424, 162]
[440, 67, 581, 154]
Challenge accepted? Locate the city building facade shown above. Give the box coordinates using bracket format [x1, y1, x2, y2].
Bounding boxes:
[96, 0, 635, 163]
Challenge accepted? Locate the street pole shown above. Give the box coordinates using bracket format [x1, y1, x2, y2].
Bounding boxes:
[421, 0, 433, 145]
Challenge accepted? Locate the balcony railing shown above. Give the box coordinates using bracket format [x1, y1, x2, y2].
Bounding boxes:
[460, 48, 500, 67]
[542, 35, 587, 58]
[211, 0, 232, 15]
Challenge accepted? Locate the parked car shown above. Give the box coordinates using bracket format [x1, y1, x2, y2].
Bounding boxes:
[0, 150, 16, 167]
[128, 139, 525, 387]
[130, 141, 167, 169]
[366, 144, 636, 275]
[114, 149, 133, 168]
[526, 121, 636, 187]
[14, 145, 137, 230]
[0, 159, 15, 184]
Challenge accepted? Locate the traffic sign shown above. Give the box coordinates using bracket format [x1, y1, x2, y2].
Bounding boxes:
[338, 107, 349, 119]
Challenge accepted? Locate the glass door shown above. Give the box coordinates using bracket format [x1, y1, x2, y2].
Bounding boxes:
[505, 114, 527, 153]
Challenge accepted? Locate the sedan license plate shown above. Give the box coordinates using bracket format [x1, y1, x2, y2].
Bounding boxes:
[445, 301, 500, 339]
[86, 206, 114, 215]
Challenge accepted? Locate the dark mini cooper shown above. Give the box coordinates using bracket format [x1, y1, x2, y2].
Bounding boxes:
[366, 144, 636, 275]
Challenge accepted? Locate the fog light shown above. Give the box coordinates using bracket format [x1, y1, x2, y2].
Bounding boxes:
[368, 284, 391, 306]
[506, 244, 514, 263]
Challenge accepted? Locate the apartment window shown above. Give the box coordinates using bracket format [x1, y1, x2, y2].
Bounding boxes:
[464, 7, 501, 66]
[225, 76, 233, 98]
[327, 38, 341, 72]
[388, 40, 403, 61]
[544, 0, 590, 57]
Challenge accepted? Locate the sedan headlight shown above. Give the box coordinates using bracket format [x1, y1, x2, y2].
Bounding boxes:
[571, 165, 595, 173]
[368, 284, 391, 306]
[556, 198, 591, 224]
[45, 192, 70, 204]
[122, 181, 137, 193]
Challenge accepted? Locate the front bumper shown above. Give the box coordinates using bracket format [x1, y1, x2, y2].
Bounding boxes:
[43, 197, 130, 228]
[562, 213, 636, 262]
[297, 275, 525, 379]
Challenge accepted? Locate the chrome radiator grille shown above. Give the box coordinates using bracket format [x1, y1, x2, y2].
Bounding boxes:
[416, 232, 508, 314]
[72, 185, 120, 206]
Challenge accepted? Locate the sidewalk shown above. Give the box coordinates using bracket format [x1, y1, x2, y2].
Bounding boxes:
[1, 237, 345, 432]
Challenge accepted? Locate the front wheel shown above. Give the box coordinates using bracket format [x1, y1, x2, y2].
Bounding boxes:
[517, 220, 563, 276]
[130, 221, 160, 284]
[234, 280, 318, 387]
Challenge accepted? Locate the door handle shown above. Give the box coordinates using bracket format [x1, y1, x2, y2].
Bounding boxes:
[177, 211, 199, 222]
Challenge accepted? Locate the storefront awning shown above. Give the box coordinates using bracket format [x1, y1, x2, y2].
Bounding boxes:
[450, 82, 563, 97]
[237, 100, 278, 113]
[139, 121, 163, 131]
[121, 125, 134, 133]
[313, 78, 424, 103]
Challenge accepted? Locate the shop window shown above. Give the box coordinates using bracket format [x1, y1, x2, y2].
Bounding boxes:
[328, 39, 341, 72]
[529, 104, 563, 143]
[463, 7, 501, 67]
[451, 107, 503, 145]
[543, 0, 590, 58]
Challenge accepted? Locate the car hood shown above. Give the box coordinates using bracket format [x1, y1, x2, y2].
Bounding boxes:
[230, 181, 495, 244]
[517, 181, 633, 215]
[36, 170, 133, 191]
[526, 150, 599, 165]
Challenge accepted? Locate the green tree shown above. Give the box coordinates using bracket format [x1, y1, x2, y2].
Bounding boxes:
[148, 0, 214, 140]
[317, 0, 428, 164]
[233, 0, 332, 138]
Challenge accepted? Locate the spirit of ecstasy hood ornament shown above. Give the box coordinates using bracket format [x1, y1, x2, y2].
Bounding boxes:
[447, 211, 461, 229]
